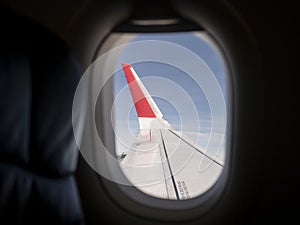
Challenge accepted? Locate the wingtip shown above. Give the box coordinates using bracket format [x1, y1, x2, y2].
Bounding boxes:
[122, 63, 131, 68]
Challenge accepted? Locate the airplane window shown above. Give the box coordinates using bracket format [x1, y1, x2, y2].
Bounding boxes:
[110, 31, 228, 200]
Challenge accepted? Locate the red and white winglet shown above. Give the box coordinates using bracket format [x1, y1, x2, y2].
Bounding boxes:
[122, 63, 170, 130]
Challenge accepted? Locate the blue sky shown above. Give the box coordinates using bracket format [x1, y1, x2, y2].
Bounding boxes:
[112, 32, 227, 161]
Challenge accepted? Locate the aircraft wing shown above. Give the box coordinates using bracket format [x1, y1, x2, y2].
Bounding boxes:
[120, 64, 223, 199]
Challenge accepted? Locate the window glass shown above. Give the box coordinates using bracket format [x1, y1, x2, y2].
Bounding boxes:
[112, 31, 228, 199]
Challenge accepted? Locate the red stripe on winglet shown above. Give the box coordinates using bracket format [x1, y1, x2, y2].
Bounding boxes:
[122, 64, 156, 118]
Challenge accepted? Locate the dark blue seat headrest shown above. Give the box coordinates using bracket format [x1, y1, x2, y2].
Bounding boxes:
[0, 5, 84, 224]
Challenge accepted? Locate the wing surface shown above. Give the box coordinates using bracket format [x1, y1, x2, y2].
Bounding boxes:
[120, 64, 223, 199]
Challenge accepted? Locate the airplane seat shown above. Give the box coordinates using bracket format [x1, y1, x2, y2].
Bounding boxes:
[0, 5, 84, 224]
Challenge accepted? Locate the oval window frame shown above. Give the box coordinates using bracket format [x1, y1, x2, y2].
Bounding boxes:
[91, 0, 260, 222]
